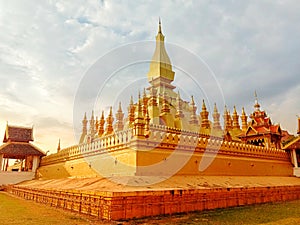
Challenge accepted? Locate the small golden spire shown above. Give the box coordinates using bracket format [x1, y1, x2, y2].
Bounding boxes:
[142, 88, 148, 115]
[133, 99, 146, 137]
[57, 138, 61, 152]
[212, 103, 221, 130]
[98, 111, 105, 136]
[176, 91, 184, 118]
[130, 95, 134, 105]
[95, 116, 99, 131]
[89, 110, 96, 136]
[161, 88, 170, 113]
[232, 106, 240, 130]
[138, 90, 141, 104]
[145, 109, 151, 132]
[189, 96, 198, 125]
[136, 98, 143, 116]
[115, 102, 124, 131]
[200, 99, 210, 129]
[128, 96, 135, 127]
[149, 85, 158, 107]
[105, 107, 114, 135]
[145, 108, 150, 132]
[79, 112, 88, 143]
[223, 105, 232, 131]
[241, 107, 248, 131]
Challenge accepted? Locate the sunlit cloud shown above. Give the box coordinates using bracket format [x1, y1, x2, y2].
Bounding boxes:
[0, 0, 299, 153]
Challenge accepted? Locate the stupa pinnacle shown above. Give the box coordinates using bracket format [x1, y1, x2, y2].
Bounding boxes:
[147, 19, 175, 93]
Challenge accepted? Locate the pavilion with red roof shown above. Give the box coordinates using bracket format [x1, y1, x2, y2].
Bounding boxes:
[238, 96, 282, 149]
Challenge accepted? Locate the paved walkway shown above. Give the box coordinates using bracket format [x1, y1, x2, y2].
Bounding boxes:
[17, 175, 300, 191]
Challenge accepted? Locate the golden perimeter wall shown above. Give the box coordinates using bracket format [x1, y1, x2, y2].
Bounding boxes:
[38, 126, 293, 178]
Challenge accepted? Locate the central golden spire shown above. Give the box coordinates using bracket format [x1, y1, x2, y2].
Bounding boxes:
[147, 19, 175, 89]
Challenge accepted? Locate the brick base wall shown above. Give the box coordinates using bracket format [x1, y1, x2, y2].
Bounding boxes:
[7, 185, 300, 221]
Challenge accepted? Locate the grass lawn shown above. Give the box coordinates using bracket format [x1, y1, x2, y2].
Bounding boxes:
[0, 192, 299, 225]
[131, 200, 300, 225]
[0, 192, 109, 225]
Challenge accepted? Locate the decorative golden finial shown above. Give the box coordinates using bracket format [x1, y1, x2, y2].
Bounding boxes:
[254, 90, 260, 111]
[138, 90, 141, 103]
[202, 99, 207, 111]
[213, 103, 218, 113]
[242, 107, 246, 115]
[130, 95, 134, 105]
[190, 95, 195, 106]
[233, 105, 237, 114]
[158, 17, 162, 33]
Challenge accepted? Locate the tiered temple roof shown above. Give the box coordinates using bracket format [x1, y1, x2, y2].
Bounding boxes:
[3, 125, 33, 143]
[0, 124, 45, 159]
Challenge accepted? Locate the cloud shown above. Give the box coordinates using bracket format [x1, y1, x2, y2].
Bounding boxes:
[0, 0, 299, 153]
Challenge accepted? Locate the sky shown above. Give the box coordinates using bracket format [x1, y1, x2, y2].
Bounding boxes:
[0, 0, 299, 153]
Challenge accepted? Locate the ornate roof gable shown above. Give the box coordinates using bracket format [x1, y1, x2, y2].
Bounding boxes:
[3, 124, 33, 143]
